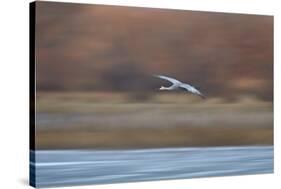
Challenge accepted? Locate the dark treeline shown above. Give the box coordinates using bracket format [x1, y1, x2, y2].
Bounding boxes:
[35, 2, 273, 101]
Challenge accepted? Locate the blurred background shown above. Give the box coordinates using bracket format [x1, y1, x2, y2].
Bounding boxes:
[35, 2, 273, 149]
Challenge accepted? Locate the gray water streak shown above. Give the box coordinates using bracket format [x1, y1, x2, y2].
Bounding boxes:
[31, 146, 273, 187]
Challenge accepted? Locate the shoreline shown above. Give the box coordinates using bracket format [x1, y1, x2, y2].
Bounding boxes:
[35, 126, 273, 150]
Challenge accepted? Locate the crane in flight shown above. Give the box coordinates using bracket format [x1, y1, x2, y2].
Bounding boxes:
[154, 75, 206, 99]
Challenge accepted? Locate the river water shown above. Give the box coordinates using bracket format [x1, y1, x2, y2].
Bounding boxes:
[30, 146, 273, 187]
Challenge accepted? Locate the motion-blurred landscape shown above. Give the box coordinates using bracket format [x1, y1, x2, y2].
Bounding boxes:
[34, 2, 273, 149]
[36, 92, 272, 149]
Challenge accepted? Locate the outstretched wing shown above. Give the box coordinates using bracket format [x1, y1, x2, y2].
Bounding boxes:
[154, 75, 182, 85]
[179, 83, 194, 91]
[180, 83, 206, 99]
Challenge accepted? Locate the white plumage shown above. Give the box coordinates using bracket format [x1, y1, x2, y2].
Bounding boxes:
[154, 75, 205, 99]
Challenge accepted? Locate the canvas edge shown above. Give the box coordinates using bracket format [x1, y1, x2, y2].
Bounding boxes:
[29, 1, 36, 188]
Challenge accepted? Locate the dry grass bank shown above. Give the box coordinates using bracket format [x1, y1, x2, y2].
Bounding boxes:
[35, 92, 273, 149]
[36, 126, 273, 149]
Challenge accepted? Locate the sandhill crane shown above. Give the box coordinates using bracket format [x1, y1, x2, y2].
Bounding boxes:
[154, 75, 205, 99]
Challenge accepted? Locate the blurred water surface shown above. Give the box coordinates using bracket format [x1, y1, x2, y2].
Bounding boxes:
[31, 146, 273, 187]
